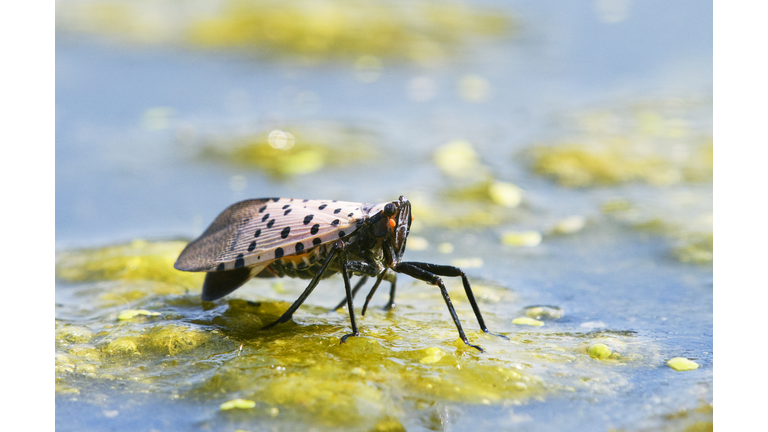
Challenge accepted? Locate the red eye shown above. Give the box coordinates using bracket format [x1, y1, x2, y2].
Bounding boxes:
[388, 218, 396, 228]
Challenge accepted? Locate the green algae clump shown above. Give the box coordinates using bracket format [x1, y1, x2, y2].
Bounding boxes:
[673, 233, 713, 265]
[57, 1, 511, 65]
[502, 231, 542, 247]
[187, 1, 511, 63]
[588, 343, 612, 360]
[531, 143, 670, 187]
[667, 357, 700, 371]
[201, 128, 377, 179]
[117, 309, 161, 320]
[512, 317, 544, 327]
[529, 99, 713, 188]
[220, 398, 256, 410]
[55, 239, 203, 289]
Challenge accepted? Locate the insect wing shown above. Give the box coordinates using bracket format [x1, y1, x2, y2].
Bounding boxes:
[175, 198, 365, 272]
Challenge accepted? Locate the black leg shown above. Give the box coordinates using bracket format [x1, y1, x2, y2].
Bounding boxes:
[395, 262, 484, 352]
[262, 242, 341, 330]
[399, 262, 508, 340]
[384, 271, 397, 311]
[339, 257, 360, 344]
[361, 272, 386, 316]
[331, 275, 368, 311]
[361, 271, 397, 315]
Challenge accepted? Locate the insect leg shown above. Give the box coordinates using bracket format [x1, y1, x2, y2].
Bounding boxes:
[360, 271, 386, 316]
[360, 271, 397, 315]
[399, 262, 508, 340]
[262, 242, 342, 330]
[394, 262, 484, 352]
[331, 276, 368, 311]
[339, 253, 360, 344]
[384, 271, 397, 311]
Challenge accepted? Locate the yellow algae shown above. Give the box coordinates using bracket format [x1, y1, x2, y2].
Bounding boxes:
[529, 100, 713, 188]
[531, 143, 669, 187]
[419, 347, 446, 364]
[103, 337, 141, 357]
[512, 317, 544, 327]
[56, 291, 663, 429]
[55, 240, 204, 289]
[220, 398, 256, 410]
[450, 257, 483, 268]
[68, 346, 102, 361]
[201, 127, 377, 178]
[502, 231, 542, 247]
[56, 326, 93, 344]
[407, 194, 508, 229]
[260, 373, 387, 425]
[434, 140, 483, 178]
[588, 343, 612, 360]
[488, 181, 523, 207]
[673, 233, 713, 265]
[144, 325, 210, 356]
[58, 1, 511, 64]
[117, 309, 161, 320]
[551, 215, 586, 234]
[370, 418, 406, 432]
[524, 306, 564, 320]
[667, 357, 699, 371]
[601, 198, 633, 213]
[684, 421, 713, 432]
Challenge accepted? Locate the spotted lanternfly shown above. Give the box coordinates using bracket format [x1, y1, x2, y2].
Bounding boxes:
[175, 196, 504, 351]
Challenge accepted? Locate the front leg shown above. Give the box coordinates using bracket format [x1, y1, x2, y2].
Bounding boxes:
[394, 262, 484, 352]
[399, 262, 508, 340]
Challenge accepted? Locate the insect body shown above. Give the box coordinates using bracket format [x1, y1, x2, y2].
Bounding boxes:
[175, 196, 503, 351]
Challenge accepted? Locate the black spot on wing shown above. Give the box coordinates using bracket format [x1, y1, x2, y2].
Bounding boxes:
[254, 229, 261, 238]
[235, 254, 245, 268]
[275, 248, 284, 258]
[259, 206, 267, 213]
[272, 198, 280, 202]
[248, 241, 256, 252]
[319, 204, 327, 210]
[296, 242, 304, 253]
[311, 224, 320, 235]
[331, 219, 340, 226]
[216, 263, 225, 271]
[267, 219, 275, 228]
[284, 209, 292, 215]
[348, 212, 354, 218]
[313, 238, 322, 245]
[339, 231, 346, 237]
[262, 213, 270, 222]
[304, 214, 314, 225]
[281, 226, 291, 239]
[334, 208, 341, 214]
[282, 204, 290, 209]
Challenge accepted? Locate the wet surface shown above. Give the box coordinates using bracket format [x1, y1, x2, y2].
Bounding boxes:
[56, 1, 712, 430]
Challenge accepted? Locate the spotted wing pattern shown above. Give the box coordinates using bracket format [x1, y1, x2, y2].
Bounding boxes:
[175, 198, 367, 272]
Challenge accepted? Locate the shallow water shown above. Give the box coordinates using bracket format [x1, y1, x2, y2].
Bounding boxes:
[56, 1, 712, 431]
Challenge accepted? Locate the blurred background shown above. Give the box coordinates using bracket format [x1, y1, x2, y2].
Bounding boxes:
[55, 0, 713, 431]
